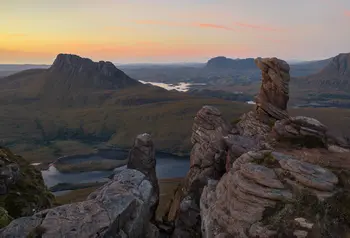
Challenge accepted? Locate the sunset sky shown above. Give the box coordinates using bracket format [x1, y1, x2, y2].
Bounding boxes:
[1, 0, 350, 64]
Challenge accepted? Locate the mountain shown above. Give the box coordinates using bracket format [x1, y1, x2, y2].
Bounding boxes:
[298, 53, 350, 91]
[289, 57, 332, 77]
[48, 54, 141, 89]
[0, 54, 149, 107]
[205, 56, 256, 70]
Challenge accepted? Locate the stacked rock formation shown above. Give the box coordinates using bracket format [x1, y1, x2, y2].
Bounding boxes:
[0, 134, 160, 237]
[236, 57, 291, 137]
[254, 57, 290, 121]
[172, 106, 231, 238]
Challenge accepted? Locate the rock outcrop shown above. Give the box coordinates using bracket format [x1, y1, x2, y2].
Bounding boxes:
[201, 149, 350, 237]
[127, 133, 159, 221]
[254, 57, 290, 121]
[0, 134, 160, 237]
[0, 148, 54, 228]
[172, 106, 230, 238]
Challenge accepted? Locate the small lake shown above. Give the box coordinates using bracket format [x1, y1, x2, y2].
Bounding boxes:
[41, 151, 190, 192]
[138, 80, 206, 92]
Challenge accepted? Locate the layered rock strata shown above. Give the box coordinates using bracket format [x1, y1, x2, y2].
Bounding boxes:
[201, 150, 350, 237]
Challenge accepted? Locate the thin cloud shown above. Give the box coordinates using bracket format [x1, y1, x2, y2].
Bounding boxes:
[195, 23, 235, 31]
[134, 19, 283, 33]
[233, 22, 283, 32]
[134, 20, 236, 31]
[345, 10, 350, 17]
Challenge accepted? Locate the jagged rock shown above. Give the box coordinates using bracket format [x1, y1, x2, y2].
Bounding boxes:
[0, 148, 54, 227]
[0, 169, 158, 238]
[254, 57, 290, 121]
[127, 133, 159, 220]
[172, 106, 230, 238]
[200, 150, 350, 237]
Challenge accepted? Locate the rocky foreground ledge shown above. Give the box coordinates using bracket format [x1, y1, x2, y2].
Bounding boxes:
[0, 134, 160, 238]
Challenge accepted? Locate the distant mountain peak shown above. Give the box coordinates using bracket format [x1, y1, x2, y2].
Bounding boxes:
[50, 53, 121, 77]
[328, 52, 350, 75]
[206, 56, 255, 70]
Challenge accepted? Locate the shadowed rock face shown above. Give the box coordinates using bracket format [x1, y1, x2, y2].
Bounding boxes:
[172, 106, 230, 238]
[254, 57, 290, 121]
[0, 135, 160, 238]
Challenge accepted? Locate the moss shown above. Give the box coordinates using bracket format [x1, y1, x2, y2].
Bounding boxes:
[0, 148, 55, 219]
[267, 119, 276, 128]
[231, 118, 241, 125]
[0, 207, 13, 228]
[27, 225, 47, 238]
[253, 152, 280, 169]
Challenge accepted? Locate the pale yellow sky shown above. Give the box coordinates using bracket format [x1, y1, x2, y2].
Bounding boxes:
[1, 0, 349, 63]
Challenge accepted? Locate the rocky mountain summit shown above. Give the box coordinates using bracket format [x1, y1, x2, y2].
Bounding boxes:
[2, 57, 350, 237]
[49, 53, 141, 89]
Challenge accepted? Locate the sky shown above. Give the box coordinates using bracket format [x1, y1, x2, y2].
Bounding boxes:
[1, 0, 350, 64]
